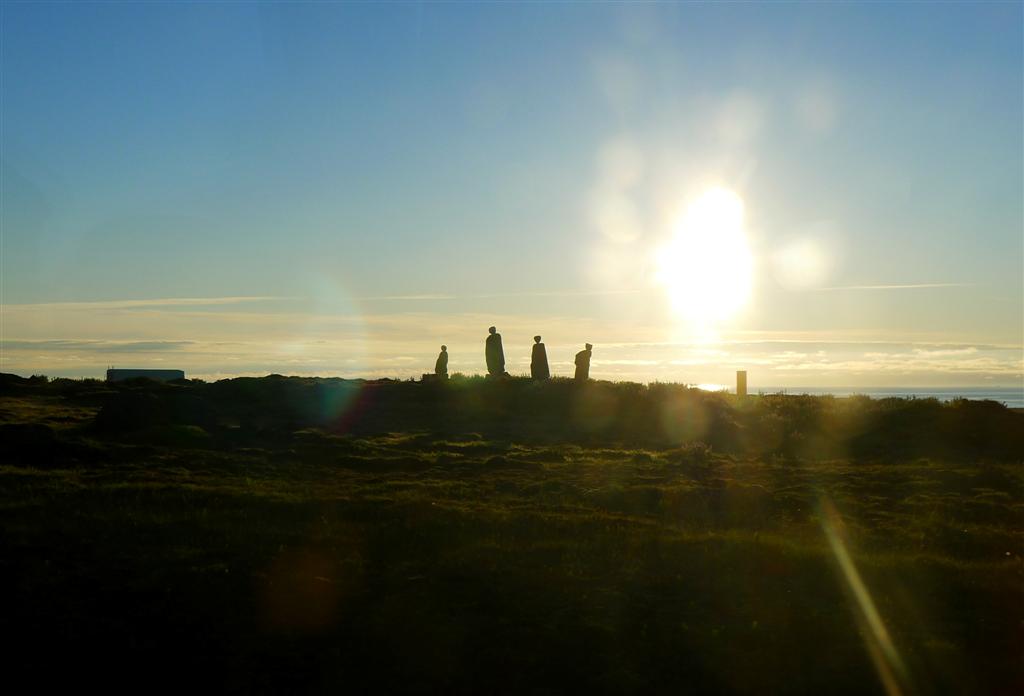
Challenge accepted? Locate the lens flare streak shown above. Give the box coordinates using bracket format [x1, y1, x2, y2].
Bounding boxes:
[819, 496, 911, 696]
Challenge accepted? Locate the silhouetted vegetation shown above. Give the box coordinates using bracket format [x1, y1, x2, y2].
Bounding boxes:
[3, 372, 1014, 462]
[1, 373, 1021, 693]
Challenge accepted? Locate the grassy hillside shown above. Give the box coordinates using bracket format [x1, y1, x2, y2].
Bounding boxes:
[1, 374, 1021, 693]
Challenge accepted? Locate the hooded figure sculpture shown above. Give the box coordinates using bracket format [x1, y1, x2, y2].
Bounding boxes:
[485, 326, 505, 377]
[574, 343, 593, 381]
[435, 345, 448, 378]
[531, 335, 550, 380]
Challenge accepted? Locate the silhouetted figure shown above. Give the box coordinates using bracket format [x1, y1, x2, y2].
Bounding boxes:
[435, 345, 448, 379]
[531, 335, 550, 380]
[574, 343, 593, 381]
[485, 326, 505, 377]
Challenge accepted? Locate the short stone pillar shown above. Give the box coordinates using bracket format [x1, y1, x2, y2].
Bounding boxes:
[736, 370, 747, 397]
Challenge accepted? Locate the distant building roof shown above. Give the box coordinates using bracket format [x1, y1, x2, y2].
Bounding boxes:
[106, 369, 185, 382]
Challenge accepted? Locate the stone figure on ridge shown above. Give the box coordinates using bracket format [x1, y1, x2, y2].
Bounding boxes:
[574, 343, 592, 381]
[485, 326, 506, 377]
[531, 335, 550, 380]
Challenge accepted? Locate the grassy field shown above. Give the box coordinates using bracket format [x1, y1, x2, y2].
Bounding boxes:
[1, 374, 1021, 694]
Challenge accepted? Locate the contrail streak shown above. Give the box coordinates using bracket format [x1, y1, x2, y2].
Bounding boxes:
[817, 283, 971, 291]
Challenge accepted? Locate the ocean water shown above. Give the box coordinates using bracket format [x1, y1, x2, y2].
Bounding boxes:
[752, 387, 1024, 409]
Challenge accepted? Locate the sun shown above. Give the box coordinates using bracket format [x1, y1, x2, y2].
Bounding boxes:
[654, 187, 754, 325]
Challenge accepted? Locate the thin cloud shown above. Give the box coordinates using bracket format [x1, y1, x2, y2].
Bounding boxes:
[3, 339, 195, 352]
[2, 296, 292, 311]
[360, 294, 459, 301]
[476, 288, 644, 299]
[360, 288, 645, 301]
[816, 283, 973, 291]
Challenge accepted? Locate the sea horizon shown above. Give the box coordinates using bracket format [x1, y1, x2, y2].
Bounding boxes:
[683, 383, 1024, 408]
[750, 386, 1024, 408]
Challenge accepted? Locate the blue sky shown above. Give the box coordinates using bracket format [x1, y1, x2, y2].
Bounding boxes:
[2, 2, 1021, 386]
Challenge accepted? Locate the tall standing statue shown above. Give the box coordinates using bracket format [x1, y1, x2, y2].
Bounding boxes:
[435, 345, 448, 379]
[485, 326, 505, 377]
[530, 335, 550, 380]
[574, 343, 593, 381]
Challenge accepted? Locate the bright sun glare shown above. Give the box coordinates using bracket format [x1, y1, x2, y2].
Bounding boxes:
[655, 187, 754, 325]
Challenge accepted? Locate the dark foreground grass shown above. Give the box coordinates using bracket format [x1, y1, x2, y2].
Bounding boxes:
[1, 374, 1021, 694]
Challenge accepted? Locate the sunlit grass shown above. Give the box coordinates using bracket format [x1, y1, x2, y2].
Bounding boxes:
[2, 376, 1021, 692]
